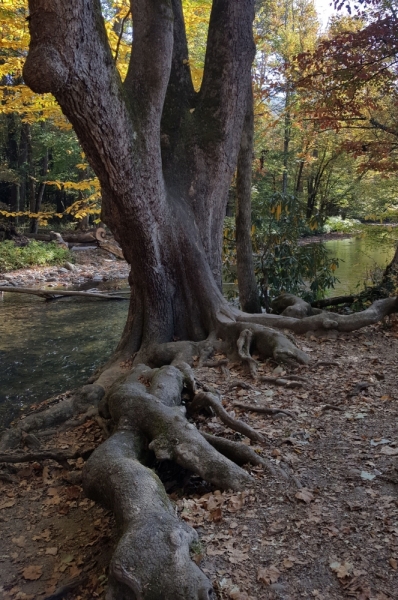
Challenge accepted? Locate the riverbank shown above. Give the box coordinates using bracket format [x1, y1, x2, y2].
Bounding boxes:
[299, 231, 354, 246]
[1, 321, 398, 599]
[0, 248, 129, 289]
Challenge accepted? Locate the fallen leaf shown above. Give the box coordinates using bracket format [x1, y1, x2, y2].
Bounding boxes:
[0, 499, 16, 509]
[283, 557, 295, 569]
[210, 507, 222, 523]
[295, 488, 314, 503]
[65, 485, 81, 500]
[330, 561, 352, 579]
[69, 564, 82, 577]
[257, 565, 281, 584]
[389, 558, 397, 570]
[22, 565, 43, 581]
[45, 547, 58, 556]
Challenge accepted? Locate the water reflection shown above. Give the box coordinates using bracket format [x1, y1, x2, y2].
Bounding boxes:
[325, 236, 395, 295]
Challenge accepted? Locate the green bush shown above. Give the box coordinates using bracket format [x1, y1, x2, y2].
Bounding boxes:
[223, 188, 339, 307]
[0, 240, 72, 273]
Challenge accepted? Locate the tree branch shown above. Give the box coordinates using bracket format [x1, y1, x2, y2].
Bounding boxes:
[161, 0, 196, 181]
[124, 0, 174, 136]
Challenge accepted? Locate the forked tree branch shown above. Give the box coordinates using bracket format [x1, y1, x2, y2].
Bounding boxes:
[197, 0, 255, 150]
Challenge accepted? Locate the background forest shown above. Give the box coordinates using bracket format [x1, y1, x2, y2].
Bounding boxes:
[1, 0, 398, 301]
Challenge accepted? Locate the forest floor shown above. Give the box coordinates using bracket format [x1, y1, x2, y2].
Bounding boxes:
[1, 253, 398, 600]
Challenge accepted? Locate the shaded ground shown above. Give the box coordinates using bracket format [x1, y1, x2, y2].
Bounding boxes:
[1, 318, 398, 599]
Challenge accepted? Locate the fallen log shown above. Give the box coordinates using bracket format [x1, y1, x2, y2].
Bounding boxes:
[0, 286, 127, 300]
[25, 231, 97, 243]
[311, 294, 356, 308]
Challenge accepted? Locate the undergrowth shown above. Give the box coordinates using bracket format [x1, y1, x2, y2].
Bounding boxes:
[0, 240, 72, 273]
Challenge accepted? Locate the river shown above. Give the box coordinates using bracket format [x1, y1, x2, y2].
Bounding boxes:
[0, 233, 396, 429]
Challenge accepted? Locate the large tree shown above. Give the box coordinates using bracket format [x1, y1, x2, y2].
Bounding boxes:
[15, 0, 398, 598]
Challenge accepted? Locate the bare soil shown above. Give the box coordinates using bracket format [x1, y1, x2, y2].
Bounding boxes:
[1, 255, 398, 600]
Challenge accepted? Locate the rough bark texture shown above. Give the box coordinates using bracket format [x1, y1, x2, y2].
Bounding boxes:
[235, 86, 261, 313]
[20, 1, 398, 598]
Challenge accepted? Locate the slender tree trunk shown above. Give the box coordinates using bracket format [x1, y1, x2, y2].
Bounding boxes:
[282, 87, 291, 195]
[235, 86, 261, 313]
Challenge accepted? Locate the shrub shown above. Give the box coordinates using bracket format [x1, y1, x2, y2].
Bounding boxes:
[223, 190, 339, 308]
[0, 240, 72, 273]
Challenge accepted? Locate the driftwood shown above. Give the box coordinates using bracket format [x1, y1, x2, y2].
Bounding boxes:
[95, 227, 125, 259]
[0, 447, 95, 465]
[25, 230, 97, 243]
[0, 286, 127, 300]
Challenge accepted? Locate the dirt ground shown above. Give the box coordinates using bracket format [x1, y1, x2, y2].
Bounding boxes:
[1, 258, 398, 599]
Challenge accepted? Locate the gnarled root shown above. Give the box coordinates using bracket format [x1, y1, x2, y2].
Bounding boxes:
[83, 431, 213, 600]
[218, 320, 310, 367]
[239, 294, 398, 334]
[0, 384, 105, 451]
[83, 364, 253, 599]
[189, 391, 265, 443]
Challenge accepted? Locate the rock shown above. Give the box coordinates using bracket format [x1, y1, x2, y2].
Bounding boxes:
[92, 275, 103, 282]
[57, 267, 69, 274]
[46, 277, 57, 282]
[64, 262, 75, 271]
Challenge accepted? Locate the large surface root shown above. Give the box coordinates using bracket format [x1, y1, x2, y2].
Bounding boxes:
[218, 320, 310, 368]
[0, 385, 104, 451]
[83, 431, 213, 600]
[238, 294, 398, 334]
[83, 364, 253, 599]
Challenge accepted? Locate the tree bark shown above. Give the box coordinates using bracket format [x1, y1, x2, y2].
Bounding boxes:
[235, 86, 261, 313]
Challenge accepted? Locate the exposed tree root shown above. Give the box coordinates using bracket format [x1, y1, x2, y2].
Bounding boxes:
[201, 432, 287, 480]
[321, 404, 344, 413]
[0, 385, 104, 451]
[82, 364, 254, 598]
[237, 328, 258, 377]
[226, 380, 255, 392]
[0, 447, 95, 465]
[42, 575, 88, 600]
[233, 402, 296, 420]
[189, 391, 265, 443]
[259, 375, 305, 388]
[238, 295, 398, 334]
[202, 358, 230, 378]
[83, 431, 214, 600]
[218, 320, 310, 367]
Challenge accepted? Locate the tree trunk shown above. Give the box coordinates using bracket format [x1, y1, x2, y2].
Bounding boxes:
[235, 86, 261, 313]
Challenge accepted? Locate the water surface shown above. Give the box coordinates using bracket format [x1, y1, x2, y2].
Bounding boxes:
[0, 292, 127, 428]
[325, 236, 395, 295]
